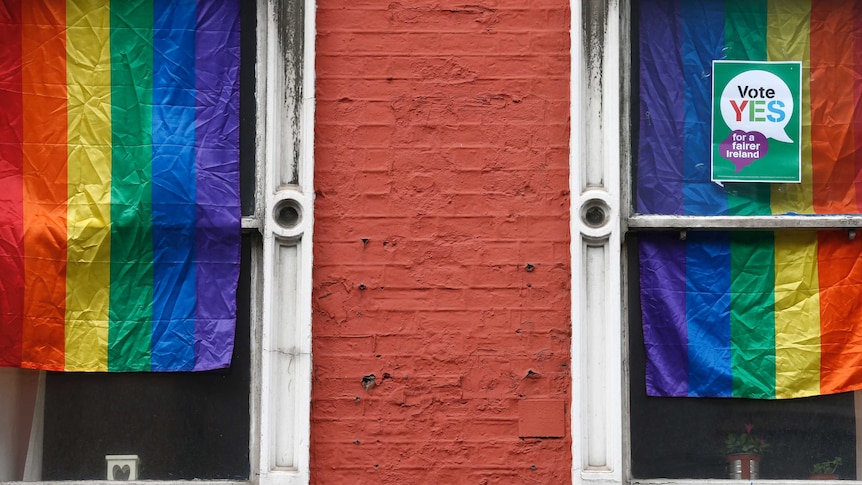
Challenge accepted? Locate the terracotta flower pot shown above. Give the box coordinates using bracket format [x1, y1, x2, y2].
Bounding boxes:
[808, 473, 838, 480]
[726, 453, 760, 480]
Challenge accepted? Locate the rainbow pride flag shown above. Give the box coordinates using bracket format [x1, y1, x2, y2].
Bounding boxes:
[0, 0, 240, 372]
[639, 0, 862, 398]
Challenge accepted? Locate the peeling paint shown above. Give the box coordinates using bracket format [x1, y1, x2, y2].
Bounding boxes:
[273, 0, 305, 185]
[583, 0, 608, 89]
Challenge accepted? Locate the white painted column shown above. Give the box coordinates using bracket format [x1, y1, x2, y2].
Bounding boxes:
[571, 0, 625, 483]
[255, 0, 316, 484]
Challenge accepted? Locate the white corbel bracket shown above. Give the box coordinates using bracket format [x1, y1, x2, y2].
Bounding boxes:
[577, 190, 615, 242]
[269, 188, 313, 241]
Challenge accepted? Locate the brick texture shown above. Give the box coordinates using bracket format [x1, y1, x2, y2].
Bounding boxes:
[312, 2, 572, 483]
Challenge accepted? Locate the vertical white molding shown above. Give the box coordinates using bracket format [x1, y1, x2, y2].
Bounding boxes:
[585, 244, 609, 468]
[0, 369, 39, 481]
[571, 0, 623, 484]
[272, 244, 299, 468]
[22, 371, 44, 481]
[257, 0, 315, 484]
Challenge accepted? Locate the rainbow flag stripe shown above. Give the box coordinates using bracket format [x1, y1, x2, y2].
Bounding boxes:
[639, 0, 862, 398]
[0, 0, 240, 372]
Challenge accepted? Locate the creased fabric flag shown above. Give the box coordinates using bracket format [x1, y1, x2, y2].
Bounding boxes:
[638, 0, 862, 398]
[0, 0, 241, 372]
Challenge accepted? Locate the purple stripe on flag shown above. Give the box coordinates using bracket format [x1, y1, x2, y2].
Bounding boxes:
[637, 0, 685, 215]
[194, 0, 241, 370]
[640, 233, 689, 396]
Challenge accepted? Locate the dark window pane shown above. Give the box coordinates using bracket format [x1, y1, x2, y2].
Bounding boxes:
[240, 0, 257, 216]
[41, 234, 253, 480]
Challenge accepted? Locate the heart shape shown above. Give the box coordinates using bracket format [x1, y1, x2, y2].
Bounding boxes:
[112, 464, 131, 481]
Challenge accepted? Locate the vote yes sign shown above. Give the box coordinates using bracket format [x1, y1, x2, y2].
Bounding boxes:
[712, 61, 801, 183]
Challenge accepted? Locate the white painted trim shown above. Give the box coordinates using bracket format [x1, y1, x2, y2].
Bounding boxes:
[570, 0, 584, 482]
[571, 0, 624, 484]
[630, 214, 862, 229]
[257, 0, 315, 484]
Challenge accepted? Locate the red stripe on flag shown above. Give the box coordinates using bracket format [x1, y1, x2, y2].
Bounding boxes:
[0, 0, 26, 367]
[854, 0, 862, 213]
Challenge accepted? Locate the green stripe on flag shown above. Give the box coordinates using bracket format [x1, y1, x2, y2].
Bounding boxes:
[109, 0, 155, 371]
[730, 231, 776, 398]
[724, 1, 776, 398]
[725, 0, 772, 215]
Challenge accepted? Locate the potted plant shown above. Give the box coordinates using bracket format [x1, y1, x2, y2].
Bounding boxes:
[725, 424, 768, 480]
[809, 456, 841, 480]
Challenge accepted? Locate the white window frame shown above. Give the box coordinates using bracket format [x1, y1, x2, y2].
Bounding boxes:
[570, 1, 862, 484]
[0, 0, 316, 484]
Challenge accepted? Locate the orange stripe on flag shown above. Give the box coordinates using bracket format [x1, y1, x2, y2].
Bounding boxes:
[817, 232, 862, 394]
[811, 0, 857, 213]
[21, 0, 66, 369]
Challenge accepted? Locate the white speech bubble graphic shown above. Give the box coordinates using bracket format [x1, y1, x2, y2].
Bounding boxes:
[720, 70, 794, 143]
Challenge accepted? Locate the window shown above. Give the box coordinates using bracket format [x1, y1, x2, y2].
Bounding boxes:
[628, 0, 862, 481]
[0, 0, 315, 482]
[571, 0, 862, 483]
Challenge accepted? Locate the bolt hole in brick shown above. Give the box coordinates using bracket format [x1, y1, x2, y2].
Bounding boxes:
[361, 374, 376, 391]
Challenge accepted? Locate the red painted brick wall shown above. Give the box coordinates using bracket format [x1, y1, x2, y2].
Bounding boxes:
[312, 2, 571, 483]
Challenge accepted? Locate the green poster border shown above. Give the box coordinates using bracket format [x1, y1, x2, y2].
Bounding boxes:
[711, 60, 802, 183]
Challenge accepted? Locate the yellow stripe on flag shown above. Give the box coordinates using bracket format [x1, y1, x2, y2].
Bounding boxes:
[768, 0, 813, 214]
[773, 231, 821, 398]
[65, 0, 111, 371]
[767, 0, 820, 399]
